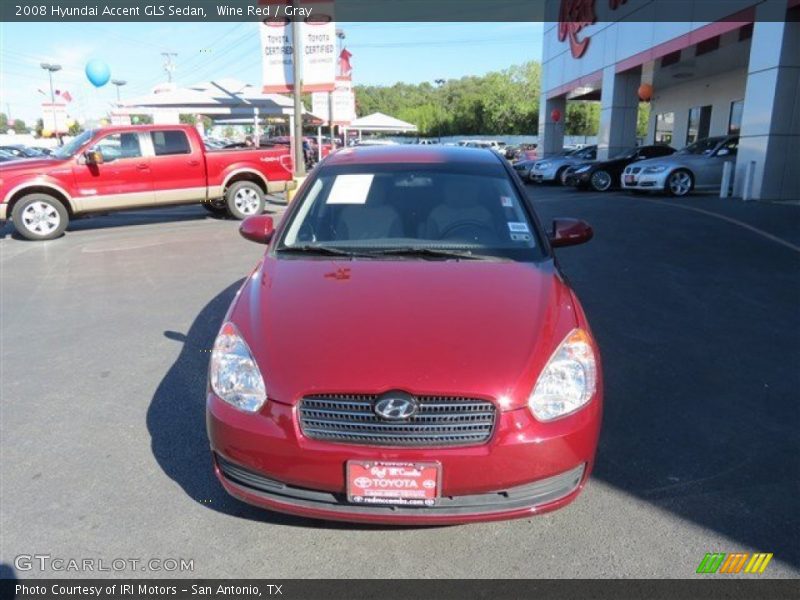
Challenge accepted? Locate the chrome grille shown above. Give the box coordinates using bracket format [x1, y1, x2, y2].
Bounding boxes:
[298, 393, 496, 447]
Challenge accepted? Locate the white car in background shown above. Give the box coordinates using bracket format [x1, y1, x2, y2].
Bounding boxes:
[531, 146, 597, 185]
[621, 136, 739, 197]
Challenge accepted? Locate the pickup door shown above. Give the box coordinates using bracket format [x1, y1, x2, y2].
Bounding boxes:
[146, 128, 207, 204]
[71, 130, 155, 211]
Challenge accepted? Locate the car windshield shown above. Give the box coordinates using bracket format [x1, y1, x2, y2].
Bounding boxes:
[680, 137, 724, 156]
[51, 130, 94, 159]
[278, 163, 544, 261]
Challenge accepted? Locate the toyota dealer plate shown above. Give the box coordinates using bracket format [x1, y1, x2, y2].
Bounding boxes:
[347, 461, 441, 507]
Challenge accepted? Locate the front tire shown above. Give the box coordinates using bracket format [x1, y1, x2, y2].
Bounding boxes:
[11, 193, 69, 240]
[590, 170, 613, 192]
[225, 181, 265, 220]
[667, 169, 693, 197]
[556, 167, 569, 186]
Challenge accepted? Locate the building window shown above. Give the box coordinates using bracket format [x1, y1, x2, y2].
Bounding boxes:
[686, 105, 712, 144]
[696, 36, 720, 56]
[660, 50, 681, 68]
[729, 100, 744, 134]
[654, 112, 674, 145]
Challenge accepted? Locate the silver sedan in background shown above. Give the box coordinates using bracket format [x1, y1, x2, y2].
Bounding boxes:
[621, 136, 739, 197]
[530, 146, 597, 185]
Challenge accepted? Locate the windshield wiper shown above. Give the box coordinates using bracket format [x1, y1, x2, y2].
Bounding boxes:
[366, 247, 499, 261]
[277, 245, 372, 258]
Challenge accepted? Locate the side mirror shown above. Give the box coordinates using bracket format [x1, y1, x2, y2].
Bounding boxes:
[84, 149, 104, 165]
[239, 214, 275, 244]
[549, 218, 593, 248]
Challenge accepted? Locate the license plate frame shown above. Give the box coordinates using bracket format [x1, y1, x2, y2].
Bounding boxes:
[346, 461, 441, 507]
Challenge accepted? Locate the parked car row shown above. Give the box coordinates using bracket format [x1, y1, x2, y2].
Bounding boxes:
[519, 136, 739, 198]
[0, 144, 54, 160]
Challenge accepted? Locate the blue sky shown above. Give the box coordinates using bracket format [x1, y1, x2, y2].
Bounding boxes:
[0, 21, 542, 125]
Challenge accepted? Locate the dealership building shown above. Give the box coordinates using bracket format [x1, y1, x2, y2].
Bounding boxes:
[539, 0, 799, 201]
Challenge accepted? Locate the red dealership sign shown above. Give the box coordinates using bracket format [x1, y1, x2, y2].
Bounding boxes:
[558, 0, 628, 59]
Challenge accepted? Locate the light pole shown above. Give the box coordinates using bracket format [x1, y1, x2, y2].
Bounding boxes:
[291, 14, 305, 178]
[111, 79, 127, 103]
[40, 62, 62, 140]
[434, 78, 445, 142]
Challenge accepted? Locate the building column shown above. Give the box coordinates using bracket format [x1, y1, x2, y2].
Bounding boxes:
[597, 65, 640, 160]
[735, 3, 800, 201]
[538, 94, 565, 157]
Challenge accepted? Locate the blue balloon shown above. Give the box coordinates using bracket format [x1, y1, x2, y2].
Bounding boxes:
[85, 59, 111, 88]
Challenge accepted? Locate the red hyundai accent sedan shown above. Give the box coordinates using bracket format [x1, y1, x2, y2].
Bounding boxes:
[207, 145, 602, 525]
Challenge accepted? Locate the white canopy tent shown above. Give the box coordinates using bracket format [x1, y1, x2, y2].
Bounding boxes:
[347, 112, 417, 141]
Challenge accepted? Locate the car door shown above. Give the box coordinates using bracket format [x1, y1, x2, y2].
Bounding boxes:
[697, 138, 738, 189]
[71, 131, 155, 212]
[146, 129, 206, 204]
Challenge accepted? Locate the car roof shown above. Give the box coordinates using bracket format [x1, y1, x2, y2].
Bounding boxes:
[324, 144, 504, 166]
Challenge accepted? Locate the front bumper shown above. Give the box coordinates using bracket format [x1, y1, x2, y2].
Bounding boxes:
[621, 171, 668, 191]
[530, 167, 559, 182]
[207, 391, 601, 524]
[564, 170, 591, 187]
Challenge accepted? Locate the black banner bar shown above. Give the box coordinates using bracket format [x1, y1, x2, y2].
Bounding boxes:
[2, 579, 800, 600]
[0, 0, 797, 23]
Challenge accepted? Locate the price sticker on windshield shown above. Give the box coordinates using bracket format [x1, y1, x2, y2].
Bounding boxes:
[507, 222, 530, 233]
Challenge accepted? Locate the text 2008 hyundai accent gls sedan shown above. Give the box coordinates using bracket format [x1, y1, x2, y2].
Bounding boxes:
[206, 145, 602, 525]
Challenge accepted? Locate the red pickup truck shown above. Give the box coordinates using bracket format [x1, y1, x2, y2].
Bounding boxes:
[0, 124, 294, 240]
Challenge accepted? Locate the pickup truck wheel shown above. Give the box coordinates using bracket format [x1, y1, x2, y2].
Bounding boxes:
[226, 181, 265, 220]
[12, 193, 69, 241]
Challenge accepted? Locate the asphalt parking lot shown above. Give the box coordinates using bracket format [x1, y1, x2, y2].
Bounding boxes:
[1, 185, 798, 578]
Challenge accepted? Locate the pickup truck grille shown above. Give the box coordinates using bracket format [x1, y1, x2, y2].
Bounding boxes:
[298, 394, 496, 447]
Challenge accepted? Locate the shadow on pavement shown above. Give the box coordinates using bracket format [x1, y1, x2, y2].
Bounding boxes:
[146, 279, 410, 531]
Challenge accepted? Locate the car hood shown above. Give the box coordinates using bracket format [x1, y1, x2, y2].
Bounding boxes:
[634, 153, 710, 170]
[0, 157, 62, 174]
[230, 258, 579, 410]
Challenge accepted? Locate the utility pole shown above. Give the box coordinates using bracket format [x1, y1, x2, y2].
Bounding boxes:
[40, 63, 62, 142]
[291, 14, 306, 177]
[161, 52, 178, 83]
[435, 78, 445, 142]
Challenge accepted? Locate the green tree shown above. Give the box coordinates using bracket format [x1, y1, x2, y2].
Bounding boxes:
[0, 113, 8, 131]
[68, 121, 83, 136]
[354, 60, 542, 136]
[12, 119, 27, 133]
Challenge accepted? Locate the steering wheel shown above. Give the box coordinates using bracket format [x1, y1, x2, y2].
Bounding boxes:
[438, 220, 496, 243]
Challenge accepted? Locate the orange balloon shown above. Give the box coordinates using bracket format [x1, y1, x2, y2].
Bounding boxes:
[638, 83, 653, 101]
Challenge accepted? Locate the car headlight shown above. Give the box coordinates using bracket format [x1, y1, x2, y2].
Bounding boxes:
[528, 329, 597, 421]
[536, 162, 551, 170]
[644, 165, 667, 174]
[209, 321, 267, 413]
[574, 165, 592, 174]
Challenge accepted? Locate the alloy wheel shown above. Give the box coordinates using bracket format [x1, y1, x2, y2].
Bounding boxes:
[591, 171, 612, 191]
[234, 188, 261, 215]
[669, 171, 692, 196]
[21, 201, 61, 236]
